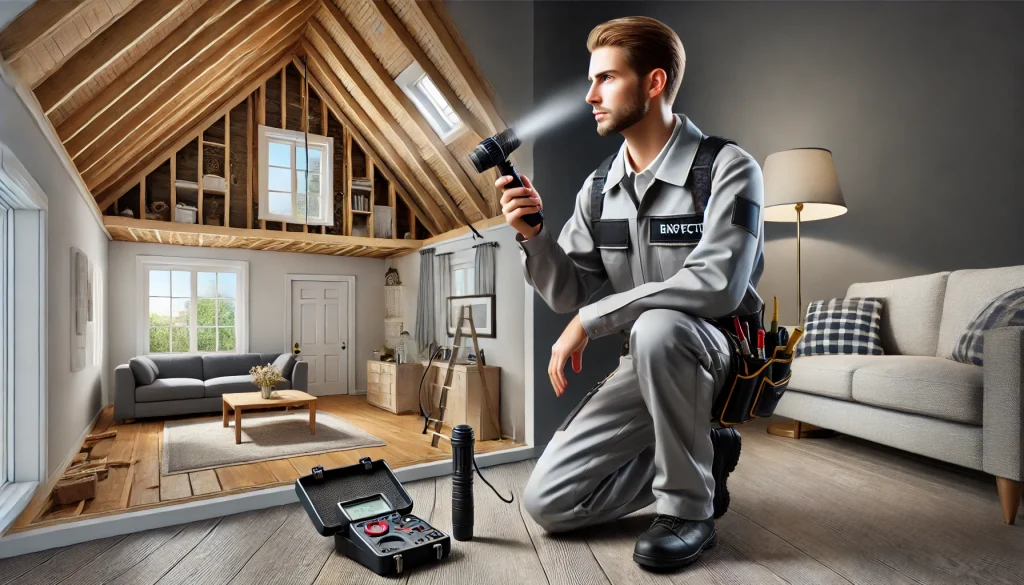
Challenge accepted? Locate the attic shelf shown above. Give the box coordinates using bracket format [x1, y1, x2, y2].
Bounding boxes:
[104, 217, 422, 259]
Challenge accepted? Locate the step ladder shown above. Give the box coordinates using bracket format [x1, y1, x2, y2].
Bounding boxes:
[424, 305, 499, 448]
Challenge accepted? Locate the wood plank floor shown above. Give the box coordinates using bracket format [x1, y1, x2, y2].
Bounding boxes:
[6, 396, 520, 533]
[3, 416, 1023, 584]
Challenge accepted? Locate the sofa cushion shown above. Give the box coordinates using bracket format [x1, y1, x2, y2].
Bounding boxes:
[797, 298, 884, 357]
[136, 378, 205, 403]
[147, 354, 204, 380]
[937, 265, 1024, 359]
[846, 271, 949, 356]
[272, 353, 296, 379]
[202, 353, 261, 380]
[851, 357, 983, 425]
[129, 356, 159, 385]
[951, 287, 1024, 366]
[205, 375, 292, 398]
[787, 355, 889, 400]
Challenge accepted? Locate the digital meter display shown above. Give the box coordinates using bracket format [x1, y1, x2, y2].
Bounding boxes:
[342, 495, 392, 521]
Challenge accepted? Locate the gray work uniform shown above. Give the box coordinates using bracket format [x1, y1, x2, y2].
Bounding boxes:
[516, 113, 765, 532]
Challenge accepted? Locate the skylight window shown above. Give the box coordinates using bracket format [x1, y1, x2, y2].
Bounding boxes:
[397, 61, 463, 142]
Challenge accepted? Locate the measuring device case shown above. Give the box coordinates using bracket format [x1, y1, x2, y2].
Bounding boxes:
[295, 456, 451, 576]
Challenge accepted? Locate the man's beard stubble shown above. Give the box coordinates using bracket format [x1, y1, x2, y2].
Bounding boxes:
[597, 84, 649, 136]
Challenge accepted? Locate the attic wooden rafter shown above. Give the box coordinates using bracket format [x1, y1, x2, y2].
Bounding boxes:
[55, 0, 241, 145]
[0, 0, 88, 62]
[85, 0, 314, 193]
[290, 55, 444, 235]
[415, 0, 507, 138]
[319, 0, 490, 222]
[305, 21, 469, 228]
[35, 0, 190, 115]
[95, 35, 307, 209]
[367, 0, 491, 140]
[72, 0, 287, 174]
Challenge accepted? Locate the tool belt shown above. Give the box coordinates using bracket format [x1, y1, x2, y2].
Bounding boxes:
[706, 311, 794, 427]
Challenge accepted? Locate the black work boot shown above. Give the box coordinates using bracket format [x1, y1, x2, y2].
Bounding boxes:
[633, 515, 716, 570]
[711, 427, 742, 518]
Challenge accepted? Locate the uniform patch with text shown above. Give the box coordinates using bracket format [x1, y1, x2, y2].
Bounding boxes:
[649, 214, 704, 245]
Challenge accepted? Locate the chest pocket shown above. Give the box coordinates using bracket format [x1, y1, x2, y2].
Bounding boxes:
[649, 213, 702, 279]
[594, 219, 634, 290]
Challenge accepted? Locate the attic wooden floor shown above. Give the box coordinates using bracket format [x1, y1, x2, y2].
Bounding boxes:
[3, 417, 1023, 585]
[6, 396, 520, 534]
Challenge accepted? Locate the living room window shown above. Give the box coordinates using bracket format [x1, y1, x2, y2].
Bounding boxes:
[137, 256, 248, 355]
[451, 251, 475, 297]
[256, 125, 333, 225]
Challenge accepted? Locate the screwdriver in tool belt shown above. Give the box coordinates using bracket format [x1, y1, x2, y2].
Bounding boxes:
[733, 316, 753, 358]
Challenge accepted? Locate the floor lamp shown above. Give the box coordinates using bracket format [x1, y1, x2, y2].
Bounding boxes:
[762, 147, 847, 438]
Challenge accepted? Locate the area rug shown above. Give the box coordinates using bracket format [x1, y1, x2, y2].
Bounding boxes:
[161, 410, 386, 475]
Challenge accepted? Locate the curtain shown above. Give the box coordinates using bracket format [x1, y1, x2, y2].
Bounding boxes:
[414, 249, 436, 355]
[435, 253, 452, 348]
[473, 242, 498, 295]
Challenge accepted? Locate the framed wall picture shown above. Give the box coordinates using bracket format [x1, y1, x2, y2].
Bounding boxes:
[447, 294, 496, 338]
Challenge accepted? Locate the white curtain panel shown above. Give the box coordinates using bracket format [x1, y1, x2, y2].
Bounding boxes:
[473, 242, 498, 295]
[435, 252, 452, 347]
[414, 249, 436, 354]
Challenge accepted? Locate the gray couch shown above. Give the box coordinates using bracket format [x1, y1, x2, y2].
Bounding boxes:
[775, 265, 1024, 524]
[113, 352, 308, 422]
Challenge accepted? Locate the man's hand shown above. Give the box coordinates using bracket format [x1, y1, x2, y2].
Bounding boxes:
[549, 314, 589, 397]
[497, 173, 542, 239]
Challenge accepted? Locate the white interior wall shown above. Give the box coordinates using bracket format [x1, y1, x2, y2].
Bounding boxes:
[387, 222, 526, 442]
[107, 242, 387, 397]
[0, 70, 110, 478]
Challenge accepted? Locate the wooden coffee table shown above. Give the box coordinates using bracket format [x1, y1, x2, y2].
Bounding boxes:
[222, 390, 317, 444]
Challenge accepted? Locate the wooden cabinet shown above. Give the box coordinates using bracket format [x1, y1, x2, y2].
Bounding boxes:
[423, 362, 501, 441]
[366, 361, 424, 414]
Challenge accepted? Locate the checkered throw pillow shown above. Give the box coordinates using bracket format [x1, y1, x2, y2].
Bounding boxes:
[796, 297, 885, 357]
[951, 287, 1024, 366]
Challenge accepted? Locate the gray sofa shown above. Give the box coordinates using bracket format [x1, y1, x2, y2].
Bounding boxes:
[113, 352, 308, 422]
[775, 265, 1024, 524]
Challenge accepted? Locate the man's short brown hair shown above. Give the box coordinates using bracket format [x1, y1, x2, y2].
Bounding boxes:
[587, 16, 686, 105]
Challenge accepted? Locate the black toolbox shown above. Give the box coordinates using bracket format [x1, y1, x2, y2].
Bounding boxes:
[295, 456, 451, 576]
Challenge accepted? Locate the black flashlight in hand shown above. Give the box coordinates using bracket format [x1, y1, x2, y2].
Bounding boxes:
[468, 127, 543, 227]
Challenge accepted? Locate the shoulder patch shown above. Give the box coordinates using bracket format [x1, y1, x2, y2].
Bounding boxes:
[732, 194, 760, 237]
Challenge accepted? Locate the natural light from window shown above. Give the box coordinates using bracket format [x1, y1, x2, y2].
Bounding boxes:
[258, 125, 333, 225]
[397, 62, 463, 141]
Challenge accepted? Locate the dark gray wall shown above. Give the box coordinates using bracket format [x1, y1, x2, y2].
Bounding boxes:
[532, 1, 1024, 444]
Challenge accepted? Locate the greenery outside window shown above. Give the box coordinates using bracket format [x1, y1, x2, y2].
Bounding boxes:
[137, 256, 248, 355]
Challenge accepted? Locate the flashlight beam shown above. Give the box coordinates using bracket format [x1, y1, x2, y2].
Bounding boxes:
[319, 1, 491, 220]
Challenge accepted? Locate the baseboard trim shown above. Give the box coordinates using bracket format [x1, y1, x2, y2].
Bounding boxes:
[0, 444, 539, 558]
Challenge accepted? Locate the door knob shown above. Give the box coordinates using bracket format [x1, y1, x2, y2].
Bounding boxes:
[342, 342, 347, 350]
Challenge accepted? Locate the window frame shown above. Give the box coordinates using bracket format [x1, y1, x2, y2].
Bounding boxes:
[256, 125, 334, 225]
[396, 61, 465, 143]
[136, 256, 249, 356]
[450, 250, 475, 297]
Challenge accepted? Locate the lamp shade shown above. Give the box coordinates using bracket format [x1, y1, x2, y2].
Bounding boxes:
[762, 148, 847, 222]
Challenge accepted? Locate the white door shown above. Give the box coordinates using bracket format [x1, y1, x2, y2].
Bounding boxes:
[291, 280, 349, 395]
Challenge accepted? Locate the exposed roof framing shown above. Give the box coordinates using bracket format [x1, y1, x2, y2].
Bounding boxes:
[0, 0, 513, 257]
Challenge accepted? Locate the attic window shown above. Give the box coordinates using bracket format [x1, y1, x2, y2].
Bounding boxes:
[396, 61, 463, 141]
[257, 125, 334, 225]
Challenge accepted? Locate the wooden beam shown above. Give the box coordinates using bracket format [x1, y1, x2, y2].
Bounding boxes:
[85, 1, 312, 194]
[170, 153, 177, 212]
[225, 111, 230, 228]
[258, 83, 266, 230]
[198, 133, 204, 224]
[65, 0, 278, 164]
[417, 0, 508, 136]
[35, 0, 189, 115]
[246, 94, 253, 229]
[318, 1, 490, 220]
[305, 24, 460, 230]
[103, 215, 421, 252]
[95, 44, 302, 210]
[56, 0, 239, 144]
[368, 0, 491, 139]
[303, 43, 446, 235]
[0, 0, 88, 62]
[280, 66, 287, 130]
